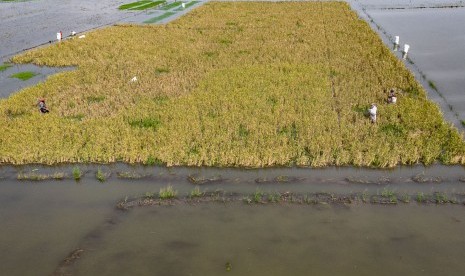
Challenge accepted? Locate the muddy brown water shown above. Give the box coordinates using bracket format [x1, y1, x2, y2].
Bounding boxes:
[3, 176, 465, 276]
[1, 165, 465, 275]
[72, 204, 465, 276]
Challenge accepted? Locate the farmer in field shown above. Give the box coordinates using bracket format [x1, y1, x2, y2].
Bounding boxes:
[368, 103, 377, 123]
[37, 98, 49, 113]
[387, 89, 397, 104]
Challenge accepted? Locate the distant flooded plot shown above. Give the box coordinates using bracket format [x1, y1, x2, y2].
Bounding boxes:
[4, 1, 465, 166]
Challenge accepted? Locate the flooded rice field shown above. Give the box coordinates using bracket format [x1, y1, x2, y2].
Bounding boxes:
[354, 0, 465, 128]
[3, 173, 465, 275]
[0, 0, 130, 60]
[0, 63, 74, 98]
[2, 165, 465, 275]
[2, 0, 465, 275]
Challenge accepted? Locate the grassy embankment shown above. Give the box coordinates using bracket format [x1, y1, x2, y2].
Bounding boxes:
[3, 1, 465, 166]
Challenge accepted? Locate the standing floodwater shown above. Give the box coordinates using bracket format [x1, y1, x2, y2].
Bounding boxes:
[2, 170, 465, 275]
[73, 204, 465, 276]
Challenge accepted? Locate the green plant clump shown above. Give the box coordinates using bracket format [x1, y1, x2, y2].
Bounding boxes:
[416, 192, 426, 203]
[72, 166, 82, 180]
[161, 1, 183, 10]
[174, 1, 198, 11]
[10, 71, 37, 81]
[96, 168, 106, 182]
[144, 12, 175, 23]
[131, 0, 165, 10]
[119, 1, 151, 10]
[190, 186, 203, 198]
[0, 63, 12, 72]
[159, 185, 177, 199]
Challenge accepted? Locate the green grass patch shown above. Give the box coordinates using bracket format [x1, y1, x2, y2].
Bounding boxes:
[143, 11, 175, 23]
[128, 118, 161, 129]
[86, 95, 105, 103]
[159, 185, 177, 199]
[130, 0, 165, 10]
[0, 63, 12, 72]
[160, 1, 183, 10]
[10, 71, 37, 81]
[155, 67, 170, 75]
[72, 166, 82, 180]
[118, 1, 151, 10]
[65, 114, 85, 121]
[379, 123, 406, 137]
[428, 80, 438, 91]
[174, 1, 198, 11]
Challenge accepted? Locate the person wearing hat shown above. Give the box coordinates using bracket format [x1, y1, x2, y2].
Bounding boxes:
[368, 103, 377, 123]
[37, 98, 49, 113]
[387, 89, 397, 104]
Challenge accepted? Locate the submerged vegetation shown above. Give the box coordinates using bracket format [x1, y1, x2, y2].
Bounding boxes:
[9, 71, 37, 81]
[118, 0, 165, 11]
[17, 171, 67, 180]
[144, 12, 175, 24]
[159, 185, 177, 199]
[3, 2, 465, 166]
[0, 63, 12, 72]
[117, 189, 465, 210]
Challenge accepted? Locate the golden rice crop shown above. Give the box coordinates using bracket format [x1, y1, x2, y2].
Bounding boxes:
[1, 1, 464, 167]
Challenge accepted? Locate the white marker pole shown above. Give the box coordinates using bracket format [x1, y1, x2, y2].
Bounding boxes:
[56, 32, 62, 41]
[394, 36, 399, 45]
[404, 44, 410, 54]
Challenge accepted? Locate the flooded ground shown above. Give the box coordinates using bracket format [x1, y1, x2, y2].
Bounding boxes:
[2, 1, 465, 275]
[0, 63, 74, 98]
[0, 0, 205, 97]
[72, 204, 465, 276]
[1, 165, 465, 275]
[2, 175, 465, 276]
[353, 0, 465, 128]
